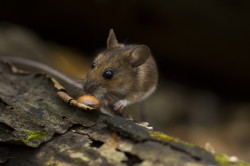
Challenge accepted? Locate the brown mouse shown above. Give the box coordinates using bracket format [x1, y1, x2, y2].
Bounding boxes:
[82, 29, 158, 115]
[0, 29, 158, 116]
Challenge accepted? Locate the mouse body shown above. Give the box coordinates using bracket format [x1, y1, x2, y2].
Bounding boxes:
[0, 29, 158, 116]
[82, 29, 158, 115]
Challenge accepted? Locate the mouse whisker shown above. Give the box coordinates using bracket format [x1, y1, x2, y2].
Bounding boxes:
[97, 87, 114, 102]
[98, 87, 119, 103]
[104, 92, 115, 101]
[106, 92, 120, 101]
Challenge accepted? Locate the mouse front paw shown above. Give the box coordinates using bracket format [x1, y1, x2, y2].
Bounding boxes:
[114, 99, 128, 111]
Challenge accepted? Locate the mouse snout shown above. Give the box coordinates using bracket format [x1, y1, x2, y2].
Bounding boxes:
[82, 80, 100, 94]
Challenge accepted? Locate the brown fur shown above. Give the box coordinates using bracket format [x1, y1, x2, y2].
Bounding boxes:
[82, 29, 158, 114]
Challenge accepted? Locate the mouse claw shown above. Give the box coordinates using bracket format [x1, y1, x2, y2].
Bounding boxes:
[114, 99, 128, 111]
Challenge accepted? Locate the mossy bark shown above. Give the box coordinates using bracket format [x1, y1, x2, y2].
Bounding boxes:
[0, 61, 249, 166]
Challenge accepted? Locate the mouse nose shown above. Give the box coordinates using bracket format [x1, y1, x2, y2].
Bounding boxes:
[82, 80, 100, 94]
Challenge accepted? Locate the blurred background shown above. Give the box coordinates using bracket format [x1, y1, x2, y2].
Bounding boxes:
[0, 0, 250, 162]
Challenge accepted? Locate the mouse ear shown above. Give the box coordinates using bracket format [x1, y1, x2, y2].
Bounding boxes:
[107, 29, 119, 50]
[129, 45, 151, 67]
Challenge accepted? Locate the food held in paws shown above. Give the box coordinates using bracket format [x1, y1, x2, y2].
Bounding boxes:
[77, 95, 101, 109]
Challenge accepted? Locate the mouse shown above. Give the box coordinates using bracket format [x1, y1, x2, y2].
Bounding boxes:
[0, 29, 158, 116]
[82, 29, 158, 115]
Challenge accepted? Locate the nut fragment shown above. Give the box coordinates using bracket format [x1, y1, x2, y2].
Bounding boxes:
[77, 95, 101, 109]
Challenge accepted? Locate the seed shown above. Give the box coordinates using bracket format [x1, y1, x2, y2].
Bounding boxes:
[77, 95, 101, 109]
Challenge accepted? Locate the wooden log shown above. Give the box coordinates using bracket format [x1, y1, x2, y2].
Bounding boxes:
[0, 61, 249, 166]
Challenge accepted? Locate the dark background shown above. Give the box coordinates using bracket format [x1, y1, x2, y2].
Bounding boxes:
[1, 0, 250, 97]
[0, 0, 250, 161]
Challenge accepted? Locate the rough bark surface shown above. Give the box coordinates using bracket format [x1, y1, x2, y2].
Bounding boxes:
[0, 61, 249, 166]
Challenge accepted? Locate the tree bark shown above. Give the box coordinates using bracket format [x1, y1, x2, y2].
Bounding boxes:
[0, 61, 249, 166]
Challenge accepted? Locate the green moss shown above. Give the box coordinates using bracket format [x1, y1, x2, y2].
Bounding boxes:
[150, 131, 250, 166]
[149, 131, 179, 142]
[216, 154, 230, 165]
[215, 154, 250, 166]
[24, 130, 49, 143]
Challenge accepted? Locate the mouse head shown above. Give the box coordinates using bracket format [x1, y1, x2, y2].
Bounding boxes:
[82, 29, 151, 102]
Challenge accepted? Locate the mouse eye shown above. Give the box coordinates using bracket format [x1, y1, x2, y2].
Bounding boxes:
[91, 63, 97, 69]
[102, 70, 113, 80]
